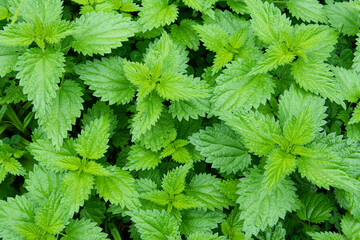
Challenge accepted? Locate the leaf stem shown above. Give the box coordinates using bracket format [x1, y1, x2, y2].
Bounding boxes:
[10, 0, 24, 25]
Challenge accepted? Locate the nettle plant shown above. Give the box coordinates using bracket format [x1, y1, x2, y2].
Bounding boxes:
[1, 0, 360, 239]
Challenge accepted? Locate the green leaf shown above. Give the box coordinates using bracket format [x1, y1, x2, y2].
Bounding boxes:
[169, 97, 210, 121]
[131, 94, 163, 141]
[35, 194, 67, 234]
[56, 156, 81, 171]
[188, 233, 226, 240]
[245, 0, 291, 44]
[237, 169, 299, 238]
[332, 66, 360, 103]
[250, 43, 296, 75]
[297, 193, 333, 224]
[76, 116, 110, 160]
[125, 144, 162, 171]
[43, 20, 73, 44]
[190, 123, 251, 174]
[130, 209, 180, 240]
[341, 213, 360, 240]
[263, 148, 297, 190]
[25, 165, 63, 204]
[75, 57, 135, 105]
[0, 23, 35, 46]
[324, 2, 360, 36]
[61, 172, 94, 213]
[221, 208, 245, 240]
[287, 0, 327, 23]
[156, 73, 209, 101]
[172, 194, 200, 210]
[193, 24, 228, 52]
[0, 46, 20, 77]
[162, 164, 191, 195]
[170, 19, 200, 50]
[227, 0, 248, 14]
[212, 58, 275, 112]
[307, 232, 345, 240]
[20, 0, 63, 25]
[350, 104, 360, 125]
[16, 48, 65, 122]
[138, 0, 178, 31]
[95, 166, 139, 209]
[44, 80, 84, 148]
[181, 209, 226, 237]
[278, 85, 327, 145]
[186, 173, 230, 211]
[83, 161, 110, 176]
[61, 219, 108, 240]
[220, 110, 281, 156]
[291, 60, 344, 106]
[141, 190, 170, 206]
[72, 11, 137, 56]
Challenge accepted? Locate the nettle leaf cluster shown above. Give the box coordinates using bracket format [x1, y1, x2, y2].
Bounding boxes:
[1, 0, 360, 239]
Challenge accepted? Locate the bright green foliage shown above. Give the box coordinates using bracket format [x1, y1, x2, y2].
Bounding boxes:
[182, 0, 217, 18]
[237, 168, 299, 238]
[341, 213, 360, 240]
[221, 110, 281, 156]
[76, 116, 110, 160]
[190, 123, 251, 174]
[138, 0, 178, 31]
[0, 23, 35, 46]
[245, 0, 291, 44]
[287, 0, 327, 23]
[75, 57, 135, 105]
[130, 209, 181, 240]
[126, 144, 162, 170]
[170, 19, 201, 50]
[61, 219, 108, 240]
[44, 80, 84, 148]
[162, 164, 190, 195]
[16, 48, 65, 122]
[72, 11, 137, 55]
[0, 46, 20, 77]
[307, 232, 345, 240]
[212, 58, 275, 112]
[297, 193, 334, 223]
[0, 140, 25, 183]
[221, 208, 245, 240]
[188, 232, 226, 240]
[80, 197, 106, 224]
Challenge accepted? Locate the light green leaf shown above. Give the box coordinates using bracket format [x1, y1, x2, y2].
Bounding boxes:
[45, 80, 84, 148]
[172, 194, 200, 210]
[141, 190, 170, 206]
[350, 104, 360, 125]
[332, 66, 360, 103]
[245, 0, 291, 44]
[341, 213, 360, 240]
[61, 219, 108, 240]
[61, 172, 94, 213]
[169, 97, 210, 121]
[170, 19, 200, 50]
[16, 48, 65, 122]
[162, 164, 191, 195]
[0, 23, 35, 46]
[193, 24, 228, 52]
[186, 173, 230, 211]
[278, 86, 327, 145]
[83, 161, 110, 176]
[72, 11, 137, 56]
[75, 56, 135, 105]
[324, 2, 360, 36]
[25, 165, 63, 204]
[212, 48, 234, 73]
[221, 208, 245, 240]
[0, 46, 20, 77]
[95, 166, 139, 209]
[263, 148, 297, 190]
[297, 193, 333, 223]
[131, 94, 163, 141]
[250, 43, 295, 75]
[212, 58, 275, 112]
[126, 144, 162, 171]
[291, 59, 344, 106]
[43, 20, 73, 44]
[20, 0, 63, 24]
[76, 116, 110, 160]
[237, 168, 299, 238]
[307, 232, 345, 240]
[181, 209, 226, 237]
[227, 0, 248, 14]
[138, 0, 178, 31]
[220, 110, 281, 156]
[35, 195, 67, 234]
[56, 156, 81, 171]
[287, 0, 327, 23]
[130, 209, 180, 240]
[188, 233, 226, 240]
[157, 73, 209, 101]
[190, 123, 251, 174]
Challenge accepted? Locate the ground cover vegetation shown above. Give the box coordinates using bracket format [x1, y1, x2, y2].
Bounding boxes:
[1, 0, 360, 239]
